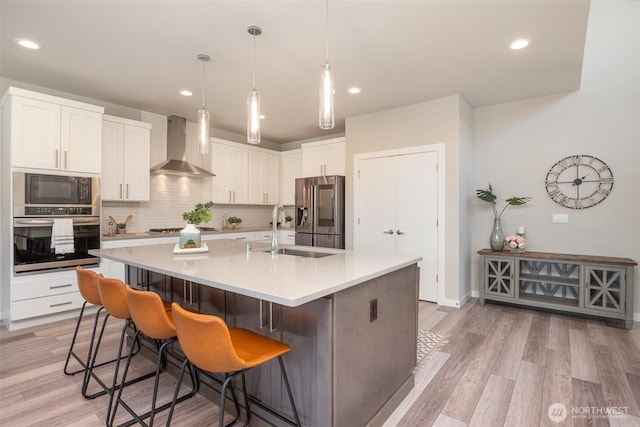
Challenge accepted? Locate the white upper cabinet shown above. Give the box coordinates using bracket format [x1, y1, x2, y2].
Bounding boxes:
[301, 137, 345, 177]
[280, 150, 302, 205]
[102, 115, 151, 201]
[210, 139, 282, 205]
[248, 150, 280, 204]
[62, 106, 103, 173]
[211, 139, 249, 204]
[4, 87, 104, 174]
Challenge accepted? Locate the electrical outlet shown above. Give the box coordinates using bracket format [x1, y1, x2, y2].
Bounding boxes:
[552, 213, 569, 224]
[370, 299, 378, 322]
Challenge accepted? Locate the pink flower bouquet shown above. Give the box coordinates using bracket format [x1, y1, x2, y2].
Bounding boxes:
[505, 234, 526, 250]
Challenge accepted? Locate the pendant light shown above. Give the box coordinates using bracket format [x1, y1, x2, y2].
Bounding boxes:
[197, 54, 211, 154]
[319, 0, 334, 130]
[247, 26, 262, 144]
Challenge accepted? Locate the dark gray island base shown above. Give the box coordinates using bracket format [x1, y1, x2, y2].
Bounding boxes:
[125, 262, 418, 426]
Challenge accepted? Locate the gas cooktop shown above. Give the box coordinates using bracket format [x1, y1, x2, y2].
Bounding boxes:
[149, 227, 218, 234]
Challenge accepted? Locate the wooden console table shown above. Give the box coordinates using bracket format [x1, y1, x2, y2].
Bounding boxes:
[478, 249, 637, 329]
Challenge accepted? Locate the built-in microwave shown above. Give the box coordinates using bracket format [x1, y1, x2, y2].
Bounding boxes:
[13, 172, 100, 217]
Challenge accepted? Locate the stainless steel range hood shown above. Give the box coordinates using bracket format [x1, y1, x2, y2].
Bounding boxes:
[150, 115, 214, 177]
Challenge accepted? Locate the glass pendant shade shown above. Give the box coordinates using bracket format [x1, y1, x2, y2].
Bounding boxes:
[197, 107, 210, 154]
[247, 89, 261, 144]
[319, 61, 335, 130]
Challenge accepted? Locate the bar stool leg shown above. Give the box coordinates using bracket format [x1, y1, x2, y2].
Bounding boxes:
[110, 336, 199, 427]
[278, 356, 302, 427]
[63, 301, 94, 376]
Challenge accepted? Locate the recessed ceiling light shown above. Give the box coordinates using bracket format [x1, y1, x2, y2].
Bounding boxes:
[348, 87, 361, 95]
[509, 38, 531, 50]
[180, 90, 193, 96]
[15, 38, 41, 50]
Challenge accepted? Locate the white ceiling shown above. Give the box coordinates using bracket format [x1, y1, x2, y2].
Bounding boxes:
[0, 0, 590, 144]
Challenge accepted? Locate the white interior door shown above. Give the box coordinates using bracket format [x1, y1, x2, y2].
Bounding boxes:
[356, 150, 439, 302]
[395, 152, 438, 301]
[357, 157, 396, 254]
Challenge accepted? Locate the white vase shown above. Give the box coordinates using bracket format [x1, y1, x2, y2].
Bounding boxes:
[179, 223, 201, 249]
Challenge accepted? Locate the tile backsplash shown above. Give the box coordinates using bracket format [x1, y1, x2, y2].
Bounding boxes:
[102, 111, 292, 233]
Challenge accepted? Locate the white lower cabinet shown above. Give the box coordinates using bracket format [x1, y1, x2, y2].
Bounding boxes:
[10, 267, 101, 322]
[278, 230, 295, 245]
[101, 237, 171, 281]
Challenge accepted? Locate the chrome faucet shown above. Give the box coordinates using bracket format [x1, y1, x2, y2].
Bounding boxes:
[271, 204, 285, 255]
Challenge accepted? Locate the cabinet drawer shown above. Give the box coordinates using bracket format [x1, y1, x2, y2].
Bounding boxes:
[12, 273, 81, 301]
[11, 291, 86, 320]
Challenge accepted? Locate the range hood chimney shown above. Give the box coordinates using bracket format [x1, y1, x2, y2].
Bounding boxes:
[150, 115, 214, 177]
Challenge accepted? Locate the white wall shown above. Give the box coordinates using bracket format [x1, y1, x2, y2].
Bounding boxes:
[345, 94, 466, 303]
[471, 1, 640, 317]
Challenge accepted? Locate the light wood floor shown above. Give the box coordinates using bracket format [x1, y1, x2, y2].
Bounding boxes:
[1, 299, 639, 426]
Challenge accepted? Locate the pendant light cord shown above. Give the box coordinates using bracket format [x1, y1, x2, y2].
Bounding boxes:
[325, 0, 330, 62]
[252, 31, 257, 90]
[201, 59, 207, 107]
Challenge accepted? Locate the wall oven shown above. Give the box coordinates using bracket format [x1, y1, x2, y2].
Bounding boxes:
[13, 172, 101, 275]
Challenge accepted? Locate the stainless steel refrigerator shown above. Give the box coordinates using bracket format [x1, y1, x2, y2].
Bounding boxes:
[295, 175, 345, 249]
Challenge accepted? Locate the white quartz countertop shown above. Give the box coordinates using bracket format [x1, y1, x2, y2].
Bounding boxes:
[91, 239, 421, 307]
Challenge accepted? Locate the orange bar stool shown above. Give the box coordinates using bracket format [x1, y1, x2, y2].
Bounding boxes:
[108, 285, 198, 427]
[64, 267, 128, 399]
[96, 277, 157, 425]
[167, 303, 302, 427]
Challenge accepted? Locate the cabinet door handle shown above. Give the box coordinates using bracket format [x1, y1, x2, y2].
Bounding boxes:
[183, 280, 187, 303]
[50, 301, 72, 308]
[120, 184, 123, 199]
[269, 302, 278, 333]
[50, 283, 73, 289]
[229, 190, 232, 202]
[126, 184, 129, 199]
[55, 149, 59, 168]
[259, 299, 267, 329]
[64, 150, 68, 169]
[383, 229, 394, 234]
[396, 230, 405, 235]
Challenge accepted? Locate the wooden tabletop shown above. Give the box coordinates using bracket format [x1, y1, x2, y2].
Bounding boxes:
[477, 249, 637, 266]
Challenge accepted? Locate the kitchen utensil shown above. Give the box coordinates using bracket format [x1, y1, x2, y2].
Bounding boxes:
[125, 215, 133, 224]
[109, 216, 118, 225]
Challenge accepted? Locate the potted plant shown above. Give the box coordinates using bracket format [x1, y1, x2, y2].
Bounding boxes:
[182, 201, 214, 225]
[283, 215, 293, 228]
[179, 201, 214, 249]
[183, 238, 197, 249]
[227, 216, 242, 229]
[476, 184, 531, 250]
[117, 223, 127, 234]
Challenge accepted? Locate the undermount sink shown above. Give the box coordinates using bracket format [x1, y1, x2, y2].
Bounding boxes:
[264, 248, 335, 258]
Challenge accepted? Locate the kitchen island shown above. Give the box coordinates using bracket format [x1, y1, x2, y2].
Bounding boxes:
[92, 239, 420, 427]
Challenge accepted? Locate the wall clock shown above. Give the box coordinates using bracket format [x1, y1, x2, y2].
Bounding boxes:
[545, 155, 614, 209]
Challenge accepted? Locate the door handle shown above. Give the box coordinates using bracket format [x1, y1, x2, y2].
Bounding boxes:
[396, 230, 405, 235]
[383, 229, 394, 234]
